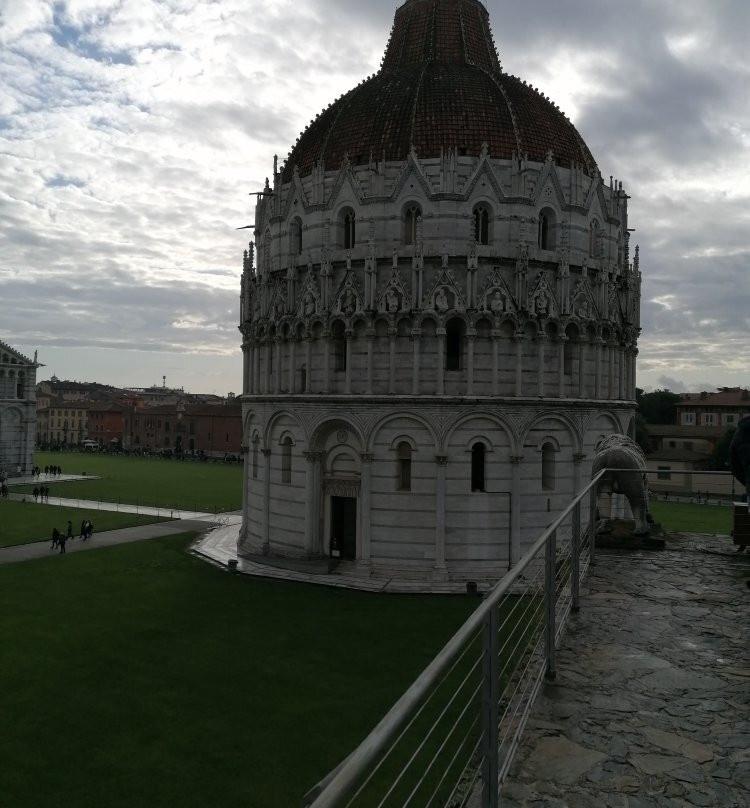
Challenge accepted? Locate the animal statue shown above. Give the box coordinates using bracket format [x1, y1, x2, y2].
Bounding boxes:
[591, 434, 651, 535]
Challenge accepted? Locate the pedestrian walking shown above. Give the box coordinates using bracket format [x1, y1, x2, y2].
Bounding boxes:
[33, 487, 39, 502]
[66, 521, 73, 542]
[51, 527, 60, 550]
[59, 531, 67, 554]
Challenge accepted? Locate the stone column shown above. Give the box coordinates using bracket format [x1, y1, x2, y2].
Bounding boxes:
[264, 341, 272, 394]
[239, 444, 250, 544]
[558, 337, 567, 398]
[359, 453, 374, 564]
[274, 338, 282, 394]
[435, 455, 448, 571]
[305, 338, 312, 394]
[323, 332, 331, 393]
[262, 448, 272, 554]
[288, 339, 296, 394]
[466, 334, 476, 395]
[437, 330, 446, 396]
[303, 451, 323, 556]
[578, 341, 586, 399]
[412, 331, 421, 395]
[345, 331, 353, 395]
[537, 334, 546, 397]
[514, 333, 524, 397]
[491, 331, 500, 396]
[510, 455, 523, 566]
[573, 452, 586, 499]
[366, 332, 374, 395]
[595, 338, 604, 400]
[242, 344, 250, 395]
[388, 329, 397, 394]
[608, 342, 615, 399]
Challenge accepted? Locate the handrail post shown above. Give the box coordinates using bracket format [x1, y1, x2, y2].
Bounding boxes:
[481, 605, 499, 808]
[544, 529, 557, 681]
[572, 501, 581, 612]
[589, 485, 598, 566]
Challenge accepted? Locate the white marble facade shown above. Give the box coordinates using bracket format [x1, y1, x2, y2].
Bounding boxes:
[0, 341, 38, 477]
[238, 0, 641, 586]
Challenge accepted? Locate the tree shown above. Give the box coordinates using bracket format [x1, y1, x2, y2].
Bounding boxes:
[711, 427, 736, 471]
[637, 388, 683, 425]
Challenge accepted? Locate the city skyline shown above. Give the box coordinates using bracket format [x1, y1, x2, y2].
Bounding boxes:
[1, 0, 748, 395]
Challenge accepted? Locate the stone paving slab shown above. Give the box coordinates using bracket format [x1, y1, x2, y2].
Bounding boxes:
[501, 539, 750, 808]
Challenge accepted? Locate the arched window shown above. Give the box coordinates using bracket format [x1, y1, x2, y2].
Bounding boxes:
[538, 209, 556, 250]
[404, 205, 421, 245]
[281, 437, 293, 484]
[290, 217, 303, 256]
[542, 442, 556, 491]
[397, 442, 412, 491]
[471, 443, 486, 492]
[473, 205, 490, 245]
[589, 220, 600, 258]
[332, 322, 346, 372]
[342, 209, 356, 250]
[446, 319, 463, 371]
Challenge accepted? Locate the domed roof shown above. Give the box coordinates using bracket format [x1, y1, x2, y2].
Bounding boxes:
[282, 0, 597, 183]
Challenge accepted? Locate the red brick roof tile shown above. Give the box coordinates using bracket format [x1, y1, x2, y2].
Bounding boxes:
[282, 0, 596, 182]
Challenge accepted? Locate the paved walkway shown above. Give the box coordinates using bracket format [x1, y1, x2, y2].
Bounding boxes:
[501, 535, 750, 808]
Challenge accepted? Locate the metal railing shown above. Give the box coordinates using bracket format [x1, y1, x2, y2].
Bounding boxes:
[304, 472, 605, 808]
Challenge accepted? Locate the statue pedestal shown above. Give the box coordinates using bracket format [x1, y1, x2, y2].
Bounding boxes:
[595, 518, 666, 551]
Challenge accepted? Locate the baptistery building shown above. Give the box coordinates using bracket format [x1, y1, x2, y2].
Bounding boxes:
[238, 0, 641, 585]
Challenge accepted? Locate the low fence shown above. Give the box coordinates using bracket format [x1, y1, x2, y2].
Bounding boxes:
[304, 473, 604, 808]
[644, 468, 738, 502]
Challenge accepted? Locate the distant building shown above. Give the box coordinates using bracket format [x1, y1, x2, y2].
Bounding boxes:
[0, 340, 39, 476]
[37, 399, 90, 447]
[644, 388, 750, 495]
[123, 401, 242, 456]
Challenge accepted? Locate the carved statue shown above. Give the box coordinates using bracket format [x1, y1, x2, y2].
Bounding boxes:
[490, 290, 506, 314]
[591, 434, 651, 536]
[386, 288, 400, 313]
[435, 288, 449, 312]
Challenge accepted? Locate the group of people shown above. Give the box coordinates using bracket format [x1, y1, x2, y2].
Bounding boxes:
[0, 482, 8, 498]
[50, 519, 94, 554]
[32, 487, 51, 502]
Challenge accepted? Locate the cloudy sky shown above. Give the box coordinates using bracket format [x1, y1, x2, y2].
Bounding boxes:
[1, 0, 748, 396]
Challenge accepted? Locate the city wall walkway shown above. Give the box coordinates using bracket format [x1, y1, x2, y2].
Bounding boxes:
[501, 536, 750, 808]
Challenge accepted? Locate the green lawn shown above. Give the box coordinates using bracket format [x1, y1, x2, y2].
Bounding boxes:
[18, 451, 242, 512]
[649, 500, 732, 535]
[0, 499, 167, 547]
[0, 534, 478, 808]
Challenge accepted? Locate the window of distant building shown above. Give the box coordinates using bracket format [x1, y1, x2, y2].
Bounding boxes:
[471, 443, 486, 492]
[473, 204, 490, 245]
[341, 208, 356, 250]
[281, 437, 293, 484]
[538, 208, 556, 250]
[397, 442, 412, 491]
[542, 442, 556, 491]
[404, 204, 421, 245]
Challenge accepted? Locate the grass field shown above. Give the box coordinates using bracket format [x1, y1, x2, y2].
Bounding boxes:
[0, 534, 478, 808]
[17, 451, 243, 512]
[649, 500, 732, 535]
[0, 499, 167, 547]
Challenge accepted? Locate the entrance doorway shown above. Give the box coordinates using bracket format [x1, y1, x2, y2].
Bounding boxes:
[330, 496, 357, 560]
